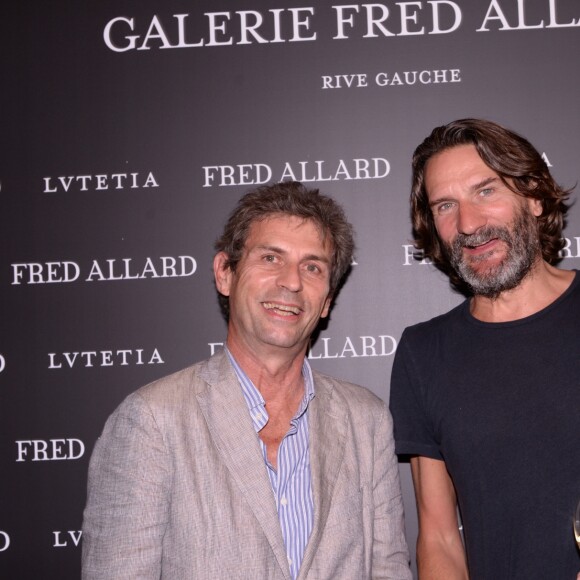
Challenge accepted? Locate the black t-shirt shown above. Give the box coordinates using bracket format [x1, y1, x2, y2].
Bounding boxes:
[390, 272, 580, 579]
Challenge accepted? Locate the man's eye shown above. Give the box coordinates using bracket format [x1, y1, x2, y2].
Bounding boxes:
[263, 255, 276, 263]
[306, 264, 321, 273]
[479, 188, 493, 196]
[436, 202, 454, 214]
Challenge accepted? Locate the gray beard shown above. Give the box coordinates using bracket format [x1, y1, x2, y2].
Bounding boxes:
[445, 207, 541, 299]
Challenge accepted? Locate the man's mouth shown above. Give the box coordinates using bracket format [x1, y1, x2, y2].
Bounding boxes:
[262, 302, 301, 316]
[455, 226, 509, 254]
[463, 238, 498, 254]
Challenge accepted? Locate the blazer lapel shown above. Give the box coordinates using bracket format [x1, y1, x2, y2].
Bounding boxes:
[196, 352, 291, 580]
[298, 373, 348, 578]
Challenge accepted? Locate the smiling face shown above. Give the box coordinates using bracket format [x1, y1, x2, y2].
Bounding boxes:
[214, 214, 333, 362]
[425, 145, 543, 297]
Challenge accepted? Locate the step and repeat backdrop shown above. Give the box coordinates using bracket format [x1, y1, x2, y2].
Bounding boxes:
[2, 1, 580, 577]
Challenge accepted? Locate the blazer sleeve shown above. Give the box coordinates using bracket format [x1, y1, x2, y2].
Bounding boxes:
[372, 402, 412, 579]
[82, 392, 171, 579]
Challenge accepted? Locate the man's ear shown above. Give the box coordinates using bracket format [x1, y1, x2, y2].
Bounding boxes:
[213, 252, 232, 296]
[524, 181, 543, 217]
[529, 196, 543, 218]
[320, 294, 333, 319]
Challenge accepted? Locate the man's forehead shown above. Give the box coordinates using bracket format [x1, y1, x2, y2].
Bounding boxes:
[238, 219, 332, 269]
[426, 144, 484, 170]
[425, 145, 497, 194]
[246, 214, 329, 245]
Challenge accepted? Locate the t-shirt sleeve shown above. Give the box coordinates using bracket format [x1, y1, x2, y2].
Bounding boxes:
[389, 328, 443, 460]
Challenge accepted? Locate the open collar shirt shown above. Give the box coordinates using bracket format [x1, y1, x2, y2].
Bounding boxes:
[226, 348, 315, 580]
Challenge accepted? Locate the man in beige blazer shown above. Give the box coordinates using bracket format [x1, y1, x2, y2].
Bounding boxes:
[82, 181, 411, 579]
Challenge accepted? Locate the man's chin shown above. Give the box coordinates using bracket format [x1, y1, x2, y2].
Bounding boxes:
[457, 258, 534, 298]
[257, 329, 306, 351]
[458, 257, 503, 281]
[462, 244, 506, 266]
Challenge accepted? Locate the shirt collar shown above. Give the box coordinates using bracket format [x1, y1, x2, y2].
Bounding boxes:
[225, 347, 315, 431]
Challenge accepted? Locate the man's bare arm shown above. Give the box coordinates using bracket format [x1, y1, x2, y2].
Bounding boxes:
[410, 456, 468, 579]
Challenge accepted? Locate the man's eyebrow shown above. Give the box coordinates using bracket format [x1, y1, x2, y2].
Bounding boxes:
[254, 244, 284, 254]
[253, 244, 330, 264]
[428, 195, 452, 208]
[470, 176, 499, 192]
[302, 253, 330, 264]
[428, 176, 500, 208]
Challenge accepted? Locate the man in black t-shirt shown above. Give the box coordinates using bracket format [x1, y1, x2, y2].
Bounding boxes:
[390, 119, 580, 579]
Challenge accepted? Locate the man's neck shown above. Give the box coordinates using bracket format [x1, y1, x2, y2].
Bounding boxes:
[225, 339, 306, 404]
[470, 261, 575, 323]
[226, 341, 308, 470]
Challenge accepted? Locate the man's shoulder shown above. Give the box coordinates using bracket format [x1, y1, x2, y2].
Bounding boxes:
[401, 299, 467, 344]
[311, 371, 394, 443]
[312, 369, 385, 411]
[123, 350, 231, 410]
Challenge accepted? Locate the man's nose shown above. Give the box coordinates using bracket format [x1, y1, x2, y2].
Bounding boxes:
[277, 263, 303, 292]
[456, 201, 486, 235]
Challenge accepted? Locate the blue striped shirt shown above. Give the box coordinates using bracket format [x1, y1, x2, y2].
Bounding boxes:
[226, 349, 314, 580]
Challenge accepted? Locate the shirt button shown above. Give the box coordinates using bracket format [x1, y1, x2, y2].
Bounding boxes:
[255, 412, 263, 420]
[280, 497, 288, 506]
[288, 557, 293, 565]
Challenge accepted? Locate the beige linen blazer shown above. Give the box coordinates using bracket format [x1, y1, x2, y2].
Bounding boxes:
[82, 350, 411, 579]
